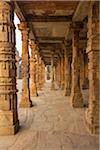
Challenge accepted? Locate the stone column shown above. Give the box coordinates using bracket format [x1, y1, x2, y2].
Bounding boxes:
[51, 52, 55, 90]
[71, 23, 83, 108]
[18, 22, 32, 108]
[63, 45, 71, 96]
[0, 1, 19, 135]
[35, 48, 39, 90]
[85, 2, 99, 134]
[61, 54, 65, 90]
[42, 60, 45, 85]
[58, 58, 61, 88]
[30, 40, 38, 96]
[39, 57, 43, 89]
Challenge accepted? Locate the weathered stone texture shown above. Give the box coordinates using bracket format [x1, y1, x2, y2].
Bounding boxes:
[51, 52, 55, 90]
[85, 2, 99, 134]
[30, 40, 38, 96]
[18, 22, 32, 107]
[61, 55, 65, 90]
[0, 1, 19, 135]
[70, 23, 83, 108]
[64, 45, 71, 96]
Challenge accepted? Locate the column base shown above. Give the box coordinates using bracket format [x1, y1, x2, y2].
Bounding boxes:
[31, 92, 38, 97]
[71, 92, 83, 108]
[19, 97, 33, 108]
[0, 111, 19, 135]
[85, 109, 99, 134]
[51, 83, 55, 90]
[38, 85, 42, 91]
[65, 88, 71, 96]
[61, 83, 65, 90]
[30, 88, 38, 97]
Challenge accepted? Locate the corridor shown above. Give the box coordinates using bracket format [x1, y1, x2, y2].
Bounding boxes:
[0, 80, 99, 150]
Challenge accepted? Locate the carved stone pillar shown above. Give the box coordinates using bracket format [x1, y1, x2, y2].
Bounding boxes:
[64, 45, 71, 96]
[55, 63, 58, 86]
[71, 23, 83, 108]
[18, 23, 32, 108]
[30, 40, 38, 96]
[42, 61, 45, 85]
[35, 48, 39, 90]
[85, 2, 99, 134]
[0, 1, 19, 135]
[57, 57, 61, 88]
[51, 52, 55, 90]
[55, 64, 57, 84]
[39, 57, 43, 89]
[61, 54, 65, 90]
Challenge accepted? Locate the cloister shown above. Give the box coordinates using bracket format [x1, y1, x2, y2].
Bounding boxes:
[0, 1, 99, 149]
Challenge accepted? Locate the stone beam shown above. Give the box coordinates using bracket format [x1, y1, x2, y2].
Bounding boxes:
[73, 1, 91, 21]
[37, 37, 65, 41]
[15, 2, 26, 22]
[26, 15, 72, 22]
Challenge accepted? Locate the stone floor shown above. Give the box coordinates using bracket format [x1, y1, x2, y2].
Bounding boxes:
[0, 80, 99, 150]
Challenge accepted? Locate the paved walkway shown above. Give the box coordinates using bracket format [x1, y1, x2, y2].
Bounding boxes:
[0, 80, 99, 150]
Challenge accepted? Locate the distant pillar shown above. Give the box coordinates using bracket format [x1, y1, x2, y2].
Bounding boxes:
[51, 52, 55, 90]
[58, 58, 61, 88]
[35, 49, 39, 90]
[30, 40, 38, 96]
[0, 1, 19, 135]
[39, 57, 43, 89]
[63, 45, 71, 96]
[70, 23, 83, 108]
[18, 22, 32, 107]
[61, 54, 65, 90]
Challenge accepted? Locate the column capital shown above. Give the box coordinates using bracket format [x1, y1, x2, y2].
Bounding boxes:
[0, 1, 12, 10]
[18, 22, 29, 32]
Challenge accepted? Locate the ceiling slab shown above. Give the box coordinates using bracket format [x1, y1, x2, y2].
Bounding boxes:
[15, 1, 81, 65]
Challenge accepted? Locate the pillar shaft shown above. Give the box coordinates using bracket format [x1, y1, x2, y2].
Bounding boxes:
[0, 1, 19, 135]
[18, 23, 32, 107]
[39, 57, 43, 89]
[71, 23, 83, 107]
[85, 2, 99, 134]
[35, 49, 39, 90]
[51, 53, 55, 90]
[58, 58, 61, 88]
[61, 55, 65, 90]
[30, 41, 38, 96]
[42, 61, 45, 85]
[64, 46, 71, 96]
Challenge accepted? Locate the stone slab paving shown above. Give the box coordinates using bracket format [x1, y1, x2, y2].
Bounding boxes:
[0, 80, 99, 150]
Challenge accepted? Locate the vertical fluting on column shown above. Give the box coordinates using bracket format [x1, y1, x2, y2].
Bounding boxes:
[85, 2, 99, 134]
[30, 40, 38, 97]
[63, 45, 71, 96]
[18, 22, 32, 108]
[51, 52, 55, 90]
[70, 23, 83, 108]
[0, 1, 19, 135]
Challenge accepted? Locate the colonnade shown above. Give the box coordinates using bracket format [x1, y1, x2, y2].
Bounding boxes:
[50, 2, 99, 134]
[0, 1, 99, 135]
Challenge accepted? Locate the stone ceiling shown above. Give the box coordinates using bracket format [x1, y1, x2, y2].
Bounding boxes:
[15, 1, 89, 65]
